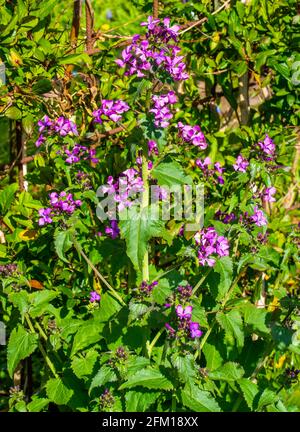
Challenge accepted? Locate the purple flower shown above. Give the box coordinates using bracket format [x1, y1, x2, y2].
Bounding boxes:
[89, 291, 101, 302]
[262, 186, 276, 202]
[258, 134, 275, 156]
[92, 99, 129, 124]
[233, 155, 249, 173]
[38, 208, 53, 226]
[165, 323, 176, 336]
[150, 92, 177, 128]
[251, 206, 267, 226]
[189, 322, 203, 339]
[148, 140, 159, 156]
[38, 115, 53, 133]
[194, 227, 230, 267]
[176, 304, 193, 320]
[35, 134, 46, 148]
[105, 220, 120, 239]
[54, 117, 78, 136]
[178, 122, 207, 149]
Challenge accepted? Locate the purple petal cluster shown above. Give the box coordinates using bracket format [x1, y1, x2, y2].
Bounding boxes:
[92, 99, 129, 124]
[262, 186, 276, 203]
[150, 91, 177, 128]
[64, 144, 98, 164]
[194, 227, 230, 267]
[139, 280, 158, 295]
[148, 140, 159, 156]
[250, 206, 267, 226]
[105, 220, 120, 239]
[101, 168, 144, 212]
[89, 291, 101, 302]
[233, 154, 249, 173]
[178, 122, 207, 149]
[257, 134, 276, 159]
[196, 157, 225, 185]
[166, 303, 203, 340]
[38, 191, 82, 226]
[36, 115, 78, 147]
[215, 210, 236, 224]
[116, 16, 188, 81]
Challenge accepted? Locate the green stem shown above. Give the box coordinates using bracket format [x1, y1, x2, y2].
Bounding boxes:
[72, 234, 126, 306]
[25, 314, 58, 379]
[141, 153, 149, 282]
[192, 268, 212, 295]
[147, 326, 165, 359]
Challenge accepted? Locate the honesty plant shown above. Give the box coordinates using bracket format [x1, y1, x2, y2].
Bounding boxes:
[1, 4, 299, 415]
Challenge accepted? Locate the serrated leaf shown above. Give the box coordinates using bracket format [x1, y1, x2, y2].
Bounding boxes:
[54, 230, 73, 263]
[238, 378, 259, 410]
[181, 384, 221, 412]
[27, 397, 49, 412]
[119, 206, 170, 272]
[203, 343, 223, 370]
[119, 368, 173, 390]
[46, 378, 73, 406]
[152, 161, 192, 187]
[7, 326, 38, 377]
[71, 350, 98, 379]
[71, 321, 104, 357]
[89, 366, 117, 394]
[241, 303, 269, 334]
[171, 353, 196, 385]
[214, 256, 233, 301]
[209, 362, 244, 381]
[217, 309, 244, 348]
[125, 390, 159, 412]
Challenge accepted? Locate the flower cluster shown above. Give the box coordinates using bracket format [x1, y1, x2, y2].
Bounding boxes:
[194, 227, 230, 267]
[258, 134, 276, 159]
[64, 144, 99, 164]
[92, 99, 129, 124]
[99, 389, 115, 409]
[0, 263, 18, 277]
[150, 91, 177, 128]
[215, 210, 236, 224]
[116, 16, 188, 81]
[148, 140, 159, 156]
[105, 220, 120, 239]
[89, 291, 101, 303]
[38, 191, 82, 226]
[139, 280, 158, 296]
[35, 115, 78, 147]
[75, 171, 92, 190]
[233, 154, 249, 173]
[240, 206, 268, 228]
[262, 186, 276, 203]
[196, 157, 225, 185]
[101, 168, 144, 212]
[178, 122, 207, 149]
[165, 304, 203, 340]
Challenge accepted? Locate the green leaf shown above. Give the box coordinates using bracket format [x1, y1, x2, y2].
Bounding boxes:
[27, 397, 49, 412]
[238, 378, 259, 410]
[5, 106, 22, 120]
[181, 384, 221, 412]
[152, 161, 192, 187]
[203, 343, 223, 370]
[54, 230, 73, 263]
[217, 309, 244, 348]
[7, 326, 38, 378]
[89, 366, 117, 394]
[209, 362, 244, 382]
[214, 256, 233, 301]
[256, 389, 278, 411]
[241, 303, 269, 334]
[32, 78, 52, 95]
[71, 321, 104, 357]
[171, 353, 196, 386]
[46, 378, 73, 406]
[119, 368, 173, 390]
[71, 350, 98, 379]
[126, 356, 150, 375]
[58, 53, 91, 65]
[28, 290, 59, 318]
[9, 291, 29, 316]
[0, 183, 18, 213]
[125, 390, 159, 412]
[119, 206, 170, 272]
